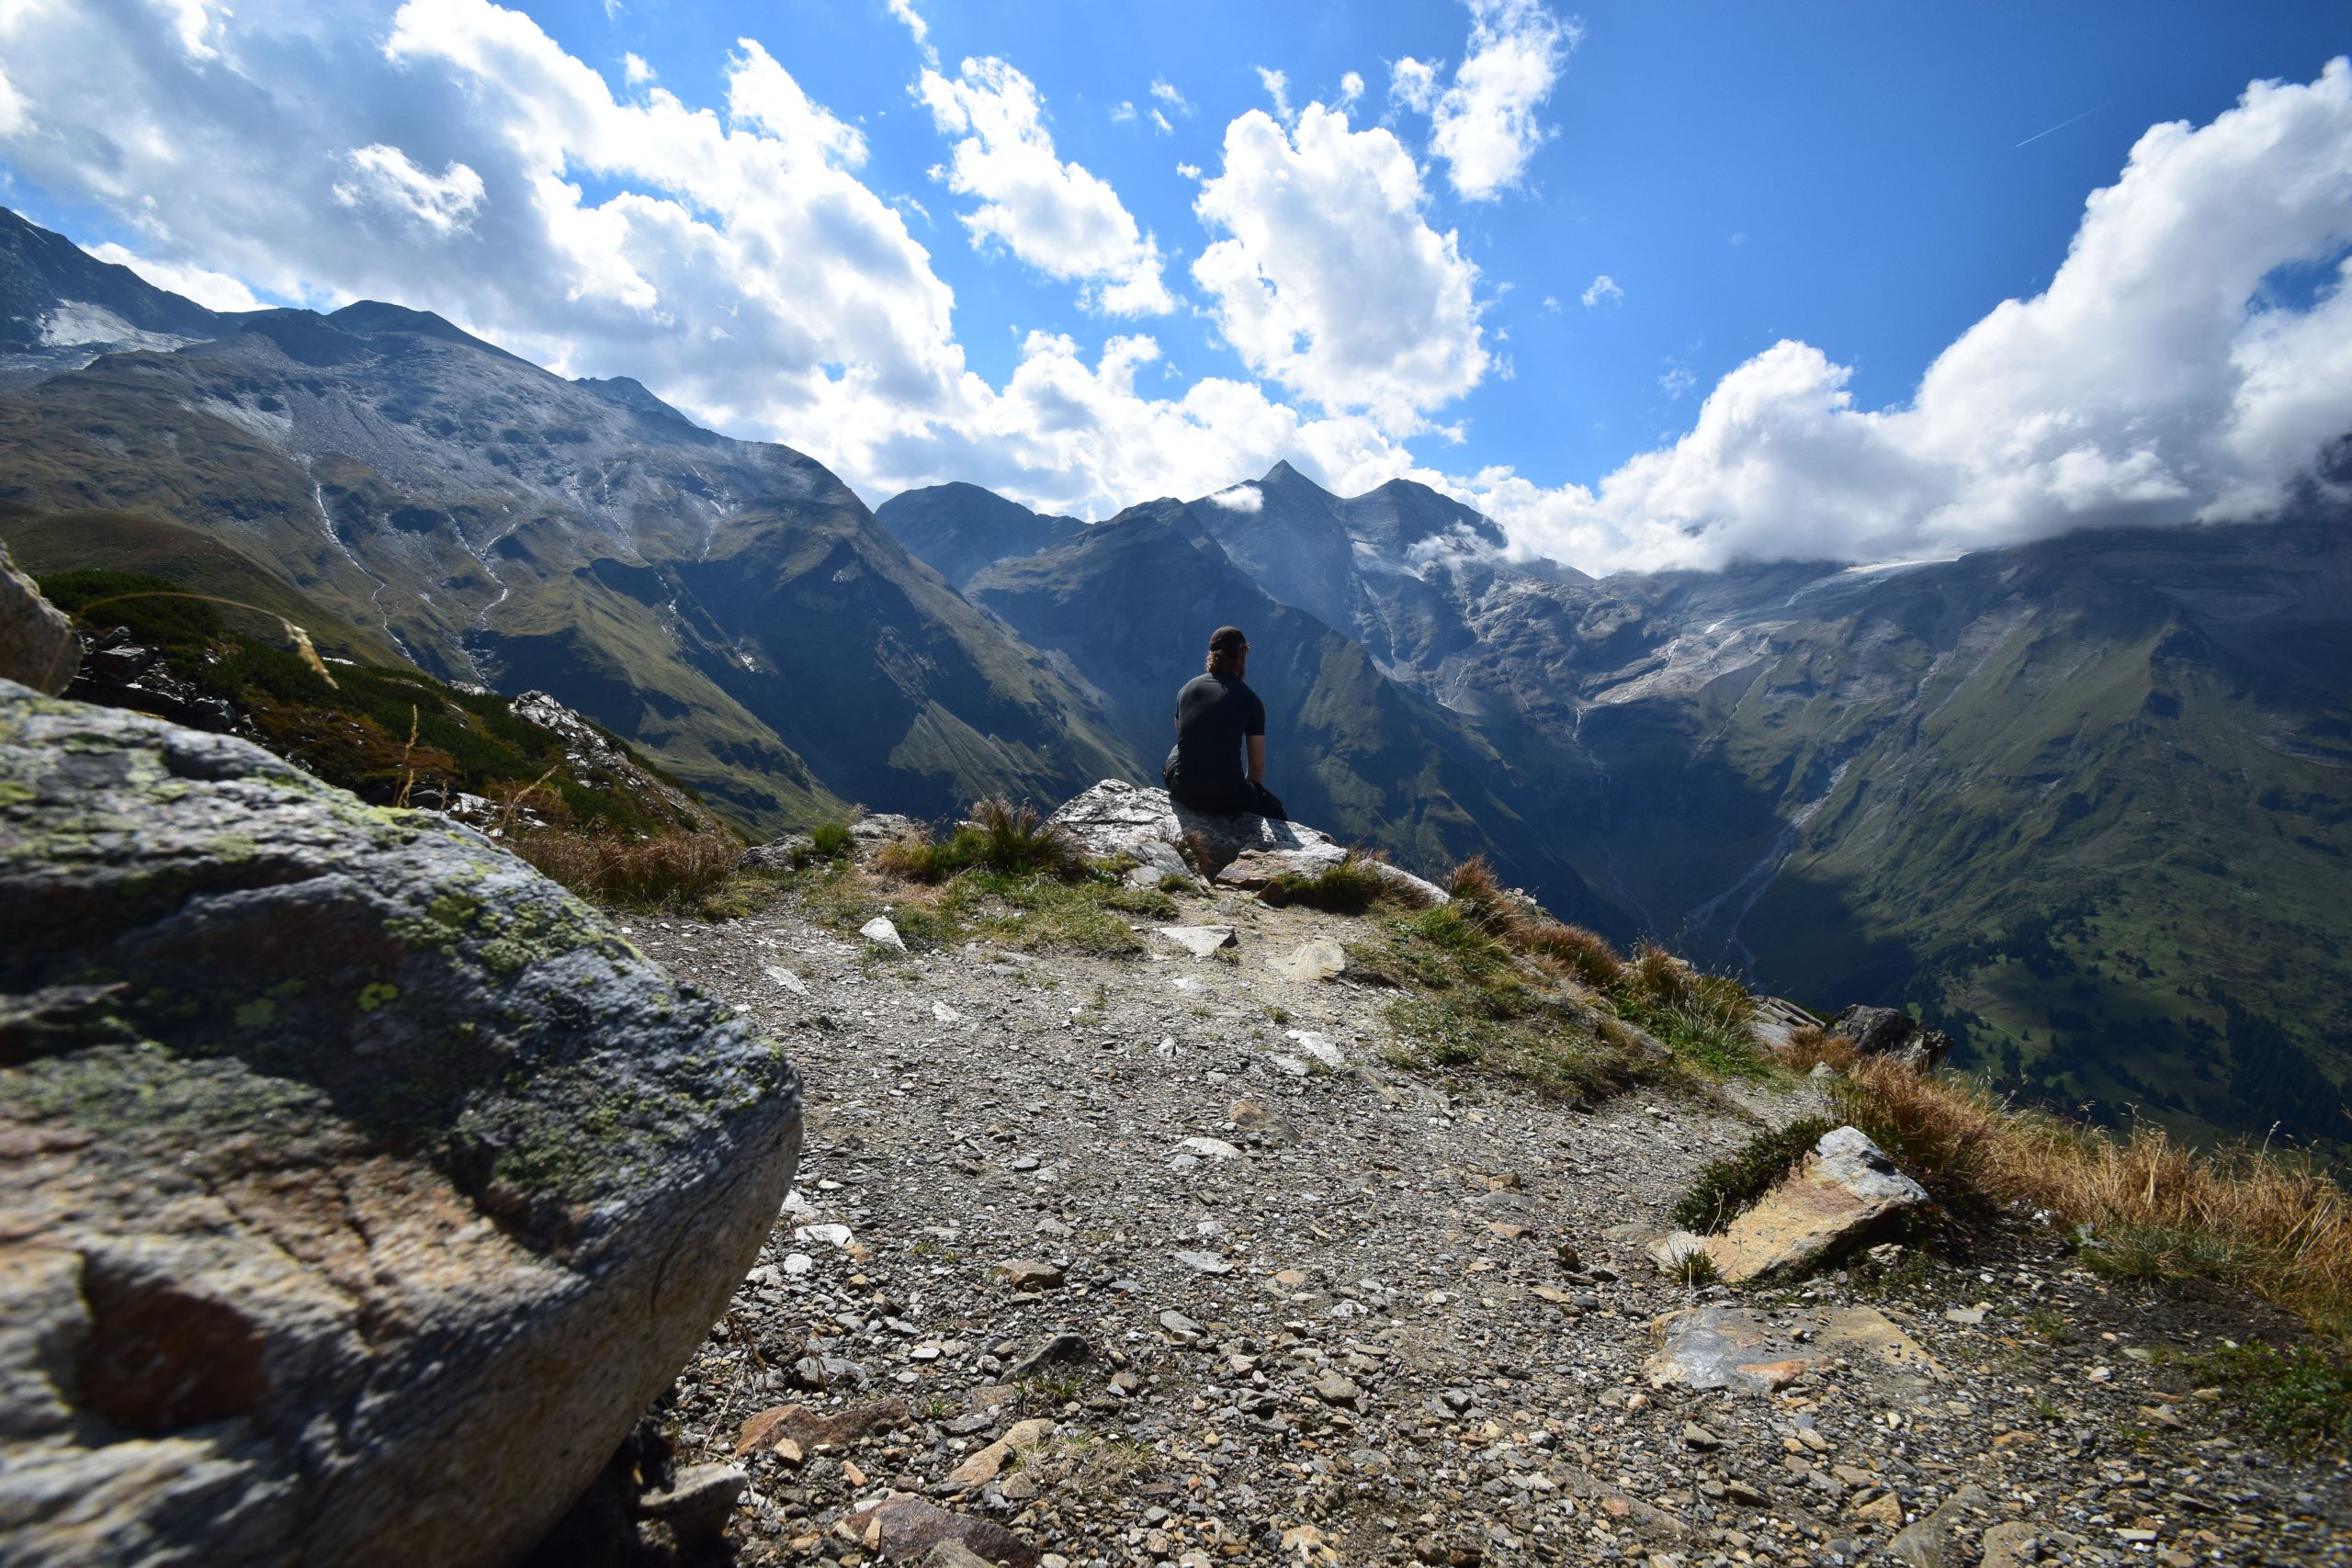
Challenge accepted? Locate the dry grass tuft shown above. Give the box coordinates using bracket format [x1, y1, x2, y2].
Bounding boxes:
[1517, 920, 1625, 987]
[514, 829, 742, 908]
[1776, 1024, 1859, 1074]
[1837, 1057, 2352, 1335]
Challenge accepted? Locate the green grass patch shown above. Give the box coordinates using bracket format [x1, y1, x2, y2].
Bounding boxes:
[2191, 1342, 2352, 1453]
[876, 797, 1086, 883]
[1257, 855, 1392, 914]
[1671, 1116, 1837, 1233]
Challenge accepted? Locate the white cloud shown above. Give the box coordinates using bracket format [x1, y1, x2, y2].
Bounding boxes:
[1255, 67, 1293, 124]
[622, 51, 653, 85]
[331, 144, 487, 235]
[1111, 100, 1136, 123]
[918, 56, 1175, 315]
[1206, 483, 1264, 512]
[1175, 161, 1201, 180]
[0, 64, 27, 137]
[1337, 72, 1364, 109]
[159, 0, 229, 62]
[1149, 109, 1172, 135]
[1541, 294, 1561, 313]
[88, 243, 265, 311]
[1150, 78, 1190, 113]
[885, 0, 933, 59]
[1580, 272, 1622, 308]
[1457, 60, 2352, 572]
[1395, 0, 1576, 201]
[1192, 102, 1487, 429]
[1389, 57, 1439, 116]
[1657, 364, 1694, 399]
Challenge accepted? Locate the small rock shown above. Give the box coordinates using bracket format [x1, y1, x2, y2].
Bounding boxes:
[1159, 1310, 1205, 1342]
[1007, 1334, 1093, 1379]
[1312, 1371, 1365, 1409]
[1681, 1423, 1721, 1451]
[992, 1258, 1066, 1291]
[861, 916, 907, 950]
[944, 1416, 1055, 1488]
[639, 1463, 746, 1546]
[1173, 1249, 1233, 1274]
[1158, 924, 1238, 958]
[932, 1000, 965, 1024]
[1177, 1136, 1243, 1161]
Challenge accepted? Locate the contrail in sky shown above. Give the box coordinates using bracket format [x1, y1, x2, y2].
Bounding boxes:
[2014, 105, 2105, 150]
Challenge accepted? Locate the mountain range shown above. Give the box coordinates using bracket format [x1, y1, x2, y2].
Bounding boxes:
[2, 205, 2346, 1149]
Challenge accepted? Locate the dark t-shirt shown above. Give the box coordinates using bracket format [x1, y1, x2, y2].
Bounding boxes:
[1172, 673, 1264, 790]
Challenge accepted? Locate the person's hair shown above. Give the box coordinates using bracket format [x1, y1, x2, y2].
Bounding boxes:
[1207, 626, 1249, 676]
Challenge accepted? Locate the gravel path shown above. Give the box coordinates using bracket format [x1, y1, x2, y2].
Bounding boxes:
[623, 882, 2350, 1568]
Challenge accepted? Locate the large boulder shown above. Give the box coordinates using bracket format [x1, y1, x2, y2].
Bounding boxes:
[0, 681, 802, 1567]
[1047, 780, 1446, 904]
[0, 539, 79, 695]
[1826, 1004, 1952, 1072]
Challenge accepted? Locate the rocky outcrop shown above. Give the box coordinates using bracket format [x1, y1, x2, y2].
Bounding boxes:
[0, 538, 78, 694]
[0, 682, 803, 1567]
[1048, 779, 1447, 903]
[1826, 1004, 1953, 1072]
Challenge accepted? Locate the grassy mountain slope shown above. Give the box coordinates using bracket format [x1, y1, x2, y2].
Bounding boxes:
[0, 213, 1145, 829]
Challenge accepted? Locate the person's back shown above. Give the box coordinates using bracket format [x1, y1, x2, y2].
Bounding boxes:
[1163, 626, 1285, 819]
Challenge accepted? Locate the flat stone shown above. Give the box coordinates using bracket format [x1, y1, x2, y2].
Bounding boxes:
[1158, 924, 1237, 958]
[1173, 1249, 1233, 1274]
[1158, 1310, 1205, 1342]
[1283, 1029, 1348, 1068]
[1692, 1126, 1928, 1283]
[862, 916, 908, 950]
[1312, 1371, 1365, 1408]
[1646, 1303, 1941, 1397]
[1272, 939, 1347, 983]
[1177, 1136, 1243, 1161]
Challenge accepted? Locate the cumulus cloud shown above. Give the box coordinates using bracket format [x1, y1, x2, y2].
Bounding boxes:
[1457, 60, 2352, 572]
[1580, 272, 1622, 308]
[1393, 0, 1575, 201]
[622, 51, 653, 85]
[1192, 102, 1487, 429]
[885, 0, 934, 62]
[918, 56, 1175, 315]
[89, 243, 266, 311]
[331, 144, 487, 235]
[1206, 483, 1263, 512]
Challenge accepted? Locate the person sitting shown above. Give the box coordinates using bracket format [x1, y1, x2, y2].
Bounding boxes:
[1163, 625, 1286, 820]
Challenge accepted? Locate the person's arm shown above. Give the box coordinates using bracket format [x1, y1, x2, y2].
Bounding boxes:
[1247, 734, 1266, 784]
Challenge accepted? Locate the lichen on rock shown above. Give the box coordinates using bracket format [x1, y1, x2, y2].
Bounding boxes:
[0, 678, 803, 1568]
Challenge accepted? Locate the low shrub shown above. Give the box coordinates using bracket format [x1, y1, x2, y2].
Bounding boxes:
[1519, 920, 1625, 986]
[2190, 1342, 2352, 1453]
[1775, 1024, 1858, 1074]
[514, 829, 742, 909]
[1670, 1116, 1836, 1234]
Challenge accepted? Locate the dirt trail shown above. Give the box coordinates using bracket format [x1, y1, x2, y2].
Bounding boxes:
[627, 881, 2349, 1568]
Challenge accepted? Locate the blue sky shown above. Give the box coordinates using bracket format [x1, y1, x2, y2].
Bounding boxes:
[2, 1, 2348, 570]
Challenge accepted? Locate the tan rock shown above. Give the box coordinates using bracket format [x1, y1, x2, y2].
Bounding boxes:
[1695, 1126, 1928, 1283]
[944, 1416, 1055, 1488]
[1647, 1303, 1941, 1396]
[0, 541, 79, 695]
